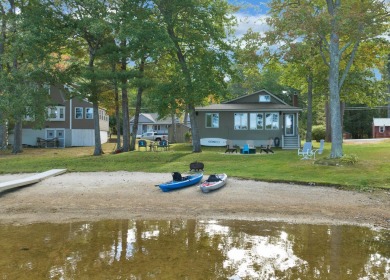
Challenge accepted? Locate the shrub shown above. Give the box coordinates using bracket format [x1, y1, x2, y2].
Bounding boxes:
[184, 131, 192, 142]
[340, 154, 359, 165]
[312, 125, 326, 141]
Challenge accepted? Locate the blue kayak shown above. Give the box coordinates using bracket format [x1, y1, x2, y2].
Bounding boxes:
[159, 173, 203, 192]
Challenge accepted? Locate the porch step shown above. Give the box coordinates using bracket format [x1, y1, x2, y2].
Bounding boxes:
[283, 137, 299, 149]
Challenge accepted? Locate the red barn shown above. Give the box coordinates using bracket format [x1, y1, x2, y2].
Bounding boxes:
[372, 118, 390, 138]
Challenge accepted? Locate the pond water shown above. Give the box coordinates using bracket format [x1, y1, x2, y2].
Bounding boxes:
[0, 220, 389, 279]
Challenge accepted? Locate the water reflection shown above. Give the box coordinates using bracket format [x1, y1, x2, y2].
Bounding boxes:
[0, 220, 389, 279]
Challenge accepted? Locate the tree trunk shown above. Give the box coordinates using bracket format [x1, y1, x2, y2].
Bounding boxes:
[387, 54, 390, 118]
[92, 99, 103, 156]
[188, 104, 201, 152]
[88, 49, 102, 156]
[161, 15, 201, 152]
[327, 0, 343, 158]
[183, 108, 189, 125]
[171, 113, 176, 143]
[305, 73, 313, 142]
[325, 101, 332, 142]
[113, 64, 121, 150]
[131, 86, 142, 151]
[0, 117, 8, 149]
[130, 58, 145, 151]
[12, 118, 22, 154]
[340, 101, 345, 140]
[121, 40, 130, 152]
[0, 3, 5, 70]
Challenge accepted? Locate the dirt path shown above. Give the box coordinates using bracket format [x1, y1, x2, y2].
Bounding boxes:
[0, 172, 389, 228]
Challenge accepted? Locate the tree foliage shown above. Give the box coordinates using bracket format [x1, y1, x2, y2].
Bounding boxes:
[265, 0, 389, 157]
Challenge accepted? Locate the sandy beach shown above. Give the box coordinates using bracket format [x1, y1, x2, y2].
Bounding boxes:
[0, 171, 389, 228]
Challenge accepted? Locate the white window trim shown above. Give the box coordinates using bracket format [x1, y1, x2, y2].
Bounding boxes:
[75, 107, 83, 119]
[48, 106, 65, 121]
[379, 126, 385, 133]
[265, 112, 279, 130]
[250, 113, 263, 130]
[205, 113, 219, 128]
[85, 107, 93, 119]
[259, 95, 271, 102]
[234, 113, 248, 130]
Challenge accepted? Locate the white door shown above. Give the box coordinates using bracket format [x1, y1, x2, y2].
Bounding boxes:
[285, 114, 295, 136]
[46, 129, 65, 148]
[56, 129, 65, 148]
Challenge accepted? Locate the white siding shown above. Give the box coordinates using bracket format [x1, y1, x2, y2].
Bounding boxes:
[71, 129, 95, 146]
[100, 130, 108, 144]
[10, 129, 45, 146]
[71, 129, 108, 146]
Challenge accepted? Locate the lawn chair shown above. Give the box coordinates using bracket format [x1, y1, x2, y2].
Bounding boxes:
[298, 142, 313, 159]
[313, 139, 325, 159]
[259, 145, 274, 154]
[158, 139, 169, 151]
[225, 144, 237, 153]
[138, 140, 147, 151]
[242, 144, 250, 154]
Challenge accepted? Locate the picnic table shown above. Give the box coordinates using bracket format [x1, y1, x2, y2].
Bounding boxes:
[37, 137, 59, 148]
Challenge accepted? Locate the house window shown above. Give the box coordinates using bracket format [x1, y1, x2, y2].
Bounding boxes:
[259, 95, 271, 102]
[234, 113, 248, 130]
[250, 113, 263, 130]
[265, 112, 279, 130]
[206, 113, 219, 128]
[85, 108, 93, 119]
[75, 107, 83, 119]
[379, 126, 385, 133]
[48, 106, 65, 121]
[99, 109, 107, 120]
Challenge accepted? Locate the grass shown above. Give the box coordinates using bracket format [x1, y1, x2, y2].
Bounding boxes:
[0, 139, 389, 190]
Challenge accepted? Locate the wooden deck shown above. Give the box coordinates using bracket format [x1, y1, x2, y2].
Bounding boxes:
[0, 169, 67, 192]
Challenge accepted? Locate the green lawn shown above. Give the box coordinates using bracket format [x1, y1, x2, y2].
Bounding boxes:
[1, 139, 389, 190]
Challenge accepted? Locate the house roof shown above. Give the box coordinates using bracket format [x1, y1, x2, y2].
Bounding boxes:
[195, 103, 300, 112]
[196, 89, 301, 112]
[130, 113, 178, 124]
[373, 118, 390, 126]
[224, 89, 289, 105]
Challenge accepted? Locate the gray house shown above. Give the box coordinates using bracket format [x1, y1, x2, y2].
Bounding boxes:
[130, 113, 179, 135]
[195, 89, 302, 149]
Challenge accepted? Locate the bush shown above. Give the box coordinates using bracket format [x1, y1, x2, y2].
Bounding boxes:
[184, 131, 192, 142]
[340, 154, 359, 165]
[312, 125, 326, 141]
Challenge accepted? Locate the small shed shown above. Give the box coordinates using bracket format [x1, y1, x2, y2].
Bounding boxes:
[168, 123, 191, 143]
[372, 118, 390, 138]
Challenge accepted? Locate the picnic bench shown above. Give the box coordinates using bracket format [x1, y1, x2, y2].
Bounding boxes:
[37, 137, 59, 148]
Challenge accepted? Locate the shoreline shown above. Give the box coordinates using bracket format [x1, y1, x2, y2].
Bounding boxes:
[0, 171, 389, 229]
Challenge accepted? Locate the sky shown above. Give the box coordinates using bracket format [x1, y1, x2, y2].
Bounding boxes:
[228, 0, 271, 37]
[228, 0, 387, 80]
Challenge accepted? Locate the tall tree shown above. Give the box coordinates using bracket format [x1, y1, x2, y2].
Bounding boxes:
[154, 0, 235, 152]
[0, 0, 64, 153]
[266, 0, 389, 158]
[108, 0, 166, 152]
[61, 0, 113, 156]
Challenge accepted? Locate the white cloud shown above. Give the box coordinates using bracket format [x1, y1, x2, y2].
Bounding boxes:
[233, 13, 270, 38]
